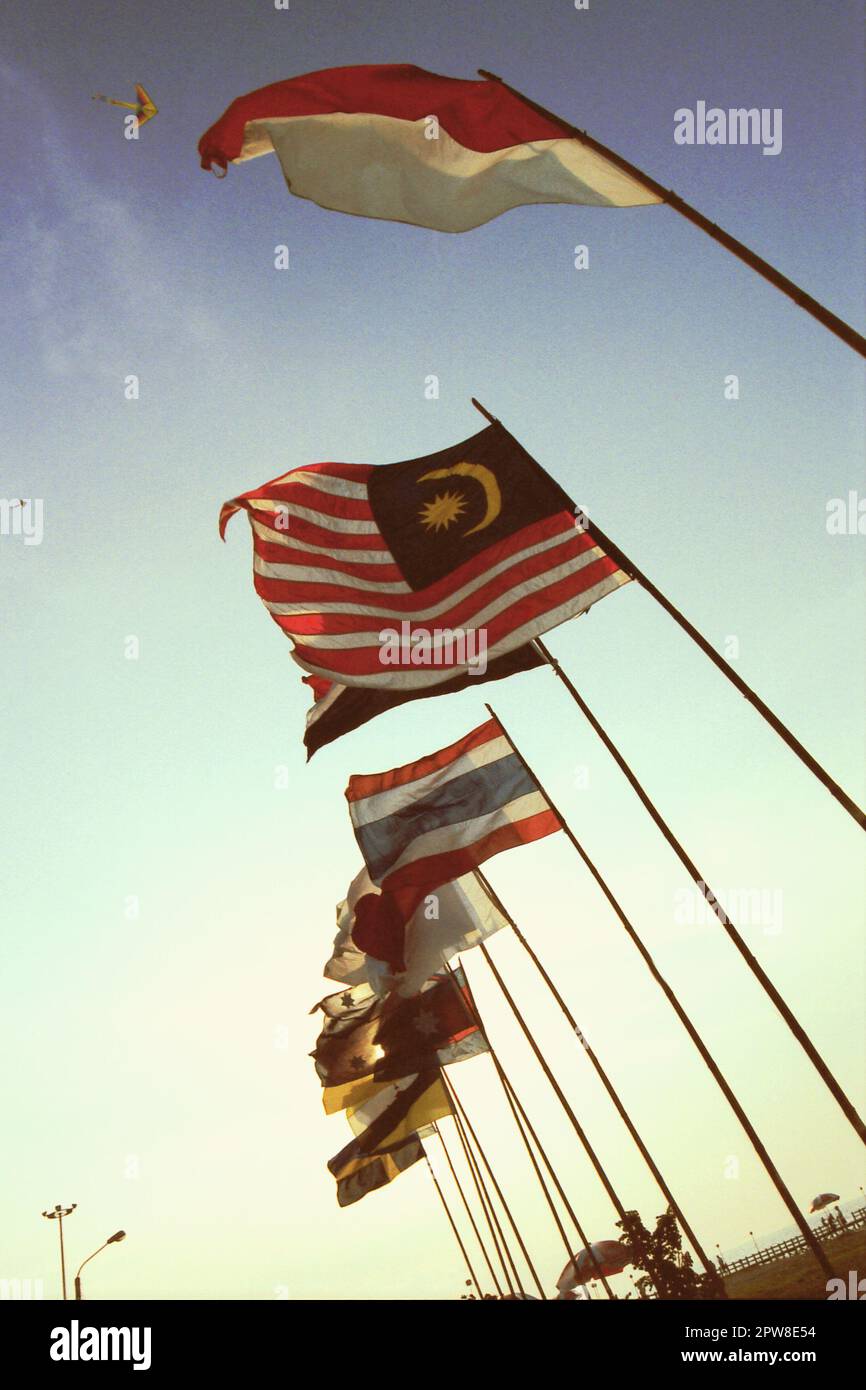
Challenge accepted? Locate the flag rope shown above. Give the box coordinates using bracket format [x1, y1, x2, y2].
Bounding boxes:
[476, 73, 866, 359]
[533, 637, 866, 1148]
[486, 701, 836, 1281]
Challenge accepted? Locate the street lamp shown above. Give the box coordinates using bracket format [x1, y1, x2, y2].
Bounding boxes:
[75, 1231, 127, 1301]
[41, 1204, 77, 1300]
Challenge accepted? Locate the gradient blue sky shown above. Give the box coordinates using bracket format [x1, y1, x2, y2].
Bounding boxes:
[1, 0, 864, 1301]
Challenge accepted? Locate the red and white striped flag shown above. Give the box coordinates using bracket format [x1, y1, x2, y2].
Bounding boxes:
[345, 716, 560, 911]
[219, 420, 628, 692]
[199, 64, 661, 231]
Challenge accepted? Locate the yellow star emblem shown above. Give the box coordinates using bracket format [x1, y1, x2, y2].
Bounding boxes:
[418, 489, 467, 533]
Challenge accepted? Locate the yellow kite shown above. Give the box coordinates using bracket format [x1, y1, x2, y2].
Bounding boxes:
[92, 85, 158, 128]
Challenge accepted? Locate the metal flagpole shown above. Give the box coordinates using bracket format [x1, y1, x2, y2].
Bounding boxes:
[493, 1056, 584, 1300]
[485, 701, 835, 1280]
[433, 1120, 504, 1297]
[422, 1146, 484, 1299]
[494, 1061, 612, 1299]
[532, 637, 866, 1148]
[443, 1071, 546, 1298]
[443, 958, 616, 1296]
[447, 1102, 521, 1296]
[476, 71, 866, 359]
[470, 397, 866, 833]
[469, 935, 630, 1224]
[472, 866, 720, 1280]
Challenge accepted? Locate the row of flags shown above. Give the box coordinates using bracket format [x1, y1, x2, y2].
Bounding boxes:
[311, 716, 563, 1207]
[201, 61, 638, 1231]
[200, 60, 864, 1269]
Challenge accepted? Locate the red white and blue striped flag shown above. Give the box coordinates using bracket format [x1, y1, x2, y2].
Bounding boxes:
[345, 716, 560, 907]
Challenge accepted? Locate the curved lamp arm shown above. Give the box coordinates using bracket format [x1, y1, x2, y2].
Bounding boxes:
[74, 1232, 126, 1300]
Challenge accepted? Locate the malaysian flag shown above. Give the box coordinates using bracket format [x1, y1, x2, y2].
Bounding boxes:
[220, 420, 628, 701]
[345, 716, 561, 916]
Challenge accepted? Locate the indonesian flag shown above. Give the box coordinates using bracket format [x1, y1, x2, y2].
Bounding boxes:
[346, 716, 560, 921]
[198, 64, 661, 231]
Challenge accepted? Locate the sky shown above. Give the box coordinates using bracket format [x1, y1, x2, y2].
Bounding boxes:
[1, 0, 864, 1302]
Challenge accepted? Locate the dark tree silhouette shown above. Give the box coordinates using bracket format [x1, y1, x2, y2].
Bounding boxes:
[618, 1208, 725, 1300]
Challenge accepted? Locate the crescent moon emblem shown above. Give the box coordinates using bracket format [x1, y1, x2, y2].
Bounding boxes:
[417, 462, 502, 536]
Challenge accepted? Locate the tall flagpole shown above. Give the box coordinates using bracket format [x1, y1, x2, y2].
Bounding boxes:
[471, 937, 630, 1224]
[445, 1109, 519, 1296]
[470, 398, 866, 833]
[494, 1061, 613, 1299]
[433, 1121, 504, 1297]
[532, 637, 866, 1147]
[444, 959, 617, 1296]
[494, 1051, 598, 1299]
[443, 1071, 546, 1298]
[473, 866, 720, 1281]
[469, 400, 866, 834]
[423, 1147, 485, 1299]
[476, 71, 866, 359]
[485, 701, 835, 1280]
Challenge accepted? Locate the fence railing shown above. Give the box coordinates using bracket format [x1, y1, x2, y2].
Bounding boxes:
[718, 1205, 866, 1277]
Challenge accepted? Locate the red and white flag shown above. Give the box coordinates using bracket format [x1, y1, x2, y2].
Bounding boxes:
[325, 865, 508, 996]
[220, 420, 628, 692]
[199, 64, 661, 231]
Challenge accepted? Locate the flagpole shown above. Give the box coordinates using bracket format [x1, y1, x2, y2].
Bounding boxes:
[476, 71, 866, 359]
[443, 1072, 546, 1298]
[493, 1056, 589, 1300]
[446, 1104, 522, 1296]
[467, 933, 630, 1223]
[473, 867, 720, 1282]
[469, 399, 866, 833]
[444, 959, 617, 1297]
[423, 1148, 485, 1299]
[493, 1061, 612, 1299]
[433, 1120, 505, 1297]
[485, 701, 836, 1280]
[532, 637, 866, 1147]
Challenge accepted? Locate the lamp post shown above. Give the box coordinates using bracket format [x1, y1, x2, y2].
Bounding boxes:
[75, 1231, 127, 1301]
[41, 1204, 77, 1300]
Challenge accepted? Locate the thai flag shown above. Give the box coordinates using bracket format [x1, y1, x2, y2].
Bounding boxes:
[345, 716, 560, 908]
[199, 64, 661, 232]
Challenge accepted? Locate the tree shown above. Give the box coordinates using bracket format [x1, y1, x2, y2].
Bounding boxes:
[617, 1208, 725, 1299]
